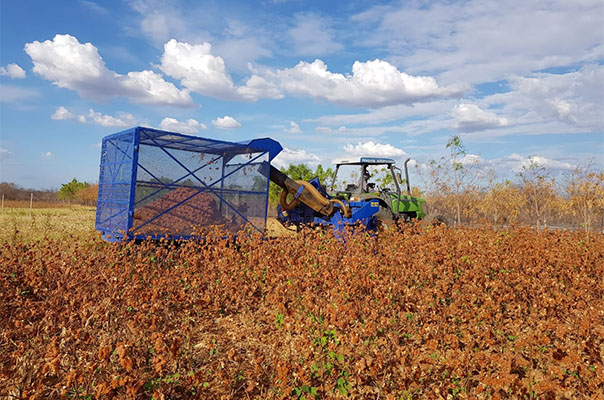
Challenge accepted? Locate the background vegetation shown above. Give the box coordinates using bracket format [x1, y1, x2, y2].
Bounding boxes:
[2, 136, 603, 231]
[1, 179, 98, 206]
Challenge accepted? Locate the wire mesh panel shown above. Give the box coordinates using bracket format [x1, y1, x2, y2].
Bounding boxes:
[96, 127, 281, 241]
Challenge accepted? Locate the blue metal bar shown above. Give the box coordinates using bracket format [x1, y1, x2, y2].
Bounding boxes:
[147, 135, 263, 200]
[139, 127, 248, 153]
[220, 156, 225, 213]
[262, 160, 270, 230]
[95, 139, 110, 229]
[126, 128, 140, 238]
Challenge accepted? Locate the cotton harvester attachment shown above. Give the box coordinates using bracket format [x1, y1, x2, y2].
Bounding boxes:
[269, 166, 351, 218]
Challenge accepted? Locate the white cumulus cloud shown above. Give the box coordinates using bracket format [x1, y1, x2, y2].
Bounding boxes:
[498, 153, 575, 172]
[211, 115, 241, 129]
[88, 109, 138, 127]
[159, 39, 282, 101]
[49, 106, 137, 127]
[42, 151, 55, 159]
[284, 121, 302, 134]
[51, 106, 75, 120]
[159, 117, 207, 134]
[0, 63, 26, 79]
[272, 147, 322, 169]
[160, 40, 235, 98]
[275, 59, 468, 108]
[498, 65, 604, 131]
[121, 70, 193, 106]
[343, 141, 407, 157]
[24, 34, 193, 107]
[452, 103, 510, 132]
[459, 153, 484, 165]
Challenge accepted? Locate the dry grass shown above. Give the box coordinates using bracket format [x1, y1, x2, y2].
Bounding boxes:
[0, 205, 299, 244]
[0, 206, 97, 243]
[1, 200, 78, 209]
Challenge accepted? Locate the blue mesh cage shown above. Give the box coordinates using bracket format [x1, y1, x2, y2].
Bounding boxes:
[95, 127, 282, 242]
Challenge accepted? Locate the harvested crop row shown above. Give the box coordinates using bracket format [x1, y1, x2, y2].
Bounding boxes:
[1, 226, 603, 399]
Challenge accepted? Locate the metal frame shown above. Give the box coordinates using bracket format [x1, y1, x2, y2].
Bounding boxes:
[96, 127, 282, 241]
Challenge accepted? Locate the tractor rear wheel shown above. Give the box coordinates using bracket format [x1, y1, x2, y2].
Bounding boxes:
[375, 208, 395, 231]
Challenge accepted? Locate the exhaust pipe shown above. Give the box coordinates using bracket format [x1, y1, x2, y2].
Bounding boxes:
[403, 158, 411, 195]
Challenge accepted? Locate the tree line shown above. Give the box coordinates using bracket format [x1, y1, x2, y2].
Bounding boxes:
[0, 182, 58, 202]
[415, 136, 604, 232]
[3, 138, 602, 232]
[0, 179, 98, 206]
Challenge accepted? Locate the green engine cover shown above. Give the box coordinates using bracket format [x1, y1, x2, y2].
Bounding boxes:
[391, 194, 427, 218]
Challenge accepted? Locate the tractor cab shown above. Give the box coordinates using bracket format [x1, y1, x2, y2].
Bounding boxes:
[328, 157, 427, 223]
[329, 157, 403, 199]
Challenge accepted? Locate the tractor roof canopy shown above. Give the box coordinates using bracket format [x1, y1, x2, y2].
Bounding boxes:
[333, 157, 396, 166]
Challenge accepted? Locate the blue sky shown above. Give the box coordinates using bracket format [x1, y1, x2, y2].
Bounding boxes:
[1, 0, 603, 189]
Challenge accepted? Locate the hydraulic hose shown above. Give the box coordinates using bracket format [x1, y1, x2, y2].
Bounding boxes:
[329, 198, 351, 218]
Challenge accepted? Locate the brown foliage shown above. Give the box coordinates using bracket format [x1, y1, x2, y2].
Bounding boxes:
[1, 226, 603, 399]
[75, 184, 99, 206]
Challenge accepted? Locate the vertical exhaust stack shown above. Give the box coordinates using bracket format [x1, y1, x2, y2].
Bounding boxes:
[403, 158, 412, 195]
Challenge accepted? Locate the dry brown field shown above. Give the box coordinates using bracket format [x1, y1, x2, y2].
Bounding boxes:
[1, 207, 603, 399]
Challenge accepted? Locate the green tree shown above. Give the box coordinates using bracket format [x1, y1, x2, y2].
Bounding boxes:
[58, 178, 89, 201]
[369, 166, 394, 189]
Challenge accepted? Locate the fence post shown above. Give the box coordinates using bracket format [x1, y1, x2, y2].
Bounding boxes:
[30, 193, 33, 217]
